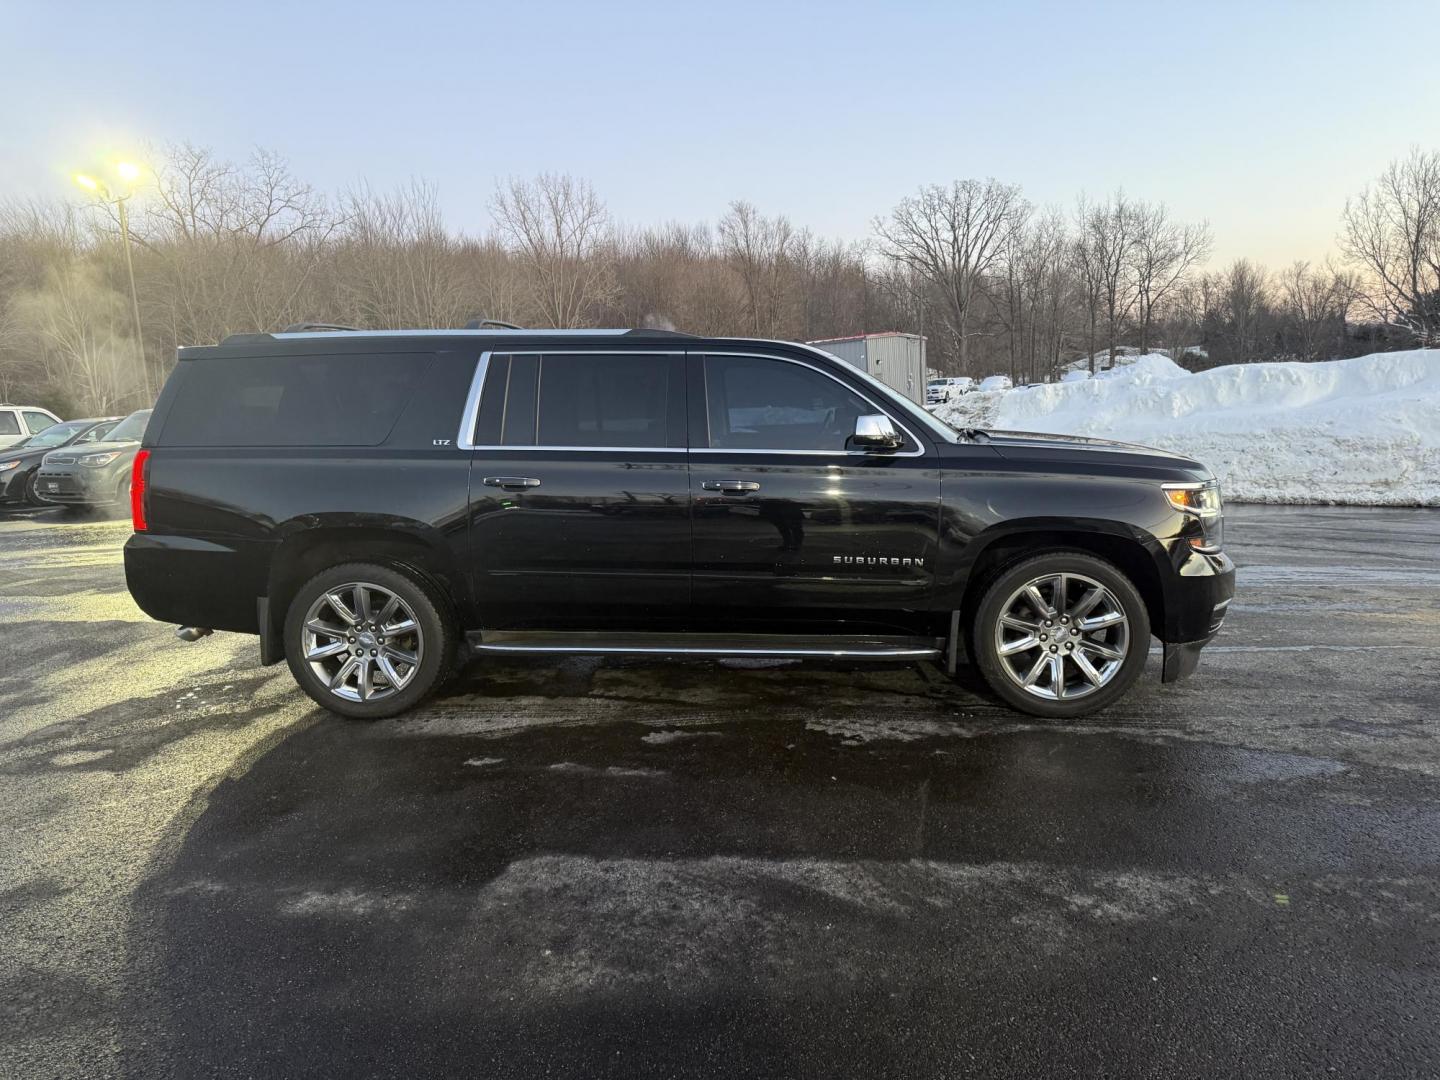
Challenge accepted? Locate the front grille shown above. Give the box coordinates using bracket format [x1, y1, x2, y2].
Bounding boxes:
[45, 454, 77, 466]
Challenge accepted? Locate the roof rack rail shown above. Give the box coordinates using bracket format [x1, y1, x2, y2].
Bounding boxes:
[281, 322, 361, 333]
[463, 317, 523, 330]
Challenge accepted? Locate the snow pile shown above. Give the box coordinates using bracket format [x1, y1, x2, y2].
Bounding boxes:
[931, 350, 1440, 505]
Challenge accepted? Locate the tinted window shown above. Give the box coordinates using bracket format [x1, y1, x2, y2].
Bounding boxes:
[106, 410, 151, 443]
[162, 353, 433, 447]
[533, 354, 670, 448]
[0, 412, 18, 436]
[704, 356, 875, 451]
[24, 411, 57, 434]
[22, 420, 87, 449]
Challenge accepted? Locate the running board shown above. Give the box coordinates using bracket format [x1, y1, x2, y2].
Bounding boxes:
[466, 630, 942, 660]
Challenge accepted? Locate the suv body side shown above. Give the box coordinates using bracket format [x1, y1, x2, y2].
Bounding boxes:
[125, 330, 1234, 710]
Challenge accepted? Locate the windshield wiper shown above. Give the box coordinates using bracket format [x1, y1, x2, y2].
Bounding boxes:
[962, 427, 991, 442]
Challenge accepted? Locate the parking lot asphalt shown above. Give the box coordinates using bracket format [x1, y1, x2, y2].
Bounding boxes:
[1, 503, 1438, 1079]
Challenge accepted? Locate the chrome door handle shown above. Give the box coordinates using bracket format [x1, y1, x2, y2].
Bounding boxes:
[701, 480, 761, 493]
[483, 476, 541, 489]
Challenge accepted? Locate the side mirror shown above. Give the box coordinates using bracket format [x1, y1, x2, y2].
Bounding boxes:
[851, 413, 903, 451]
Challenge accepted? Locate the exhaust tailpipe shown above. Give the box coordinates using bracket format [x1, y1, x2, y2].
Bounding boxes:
[175, 626, 213, 642]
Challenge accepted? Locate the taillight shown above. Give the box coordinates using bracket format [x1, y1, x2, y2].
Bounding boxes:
[131, 449, 150, 532]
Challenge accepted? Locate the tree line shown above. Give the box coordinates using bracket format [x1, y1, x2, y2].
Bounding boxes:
[0, 143, 1435, 418]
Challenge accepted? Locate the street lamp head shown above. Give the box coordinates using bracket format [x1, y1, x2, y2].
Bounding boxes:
[116, 161, 141, 183]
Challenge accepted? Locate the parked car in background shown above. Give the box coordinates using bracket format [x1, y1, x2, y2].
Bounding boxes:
[0, 416, 122, 506]
[978, 375, 1013, 392]
[0, 404, 63, 450]
[35, 408, 151, 508]
[924, 377, 976, 405]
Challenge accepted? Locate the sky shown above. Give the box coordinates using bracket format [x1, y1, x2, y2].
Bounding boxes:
[2, 0, 1436, 267]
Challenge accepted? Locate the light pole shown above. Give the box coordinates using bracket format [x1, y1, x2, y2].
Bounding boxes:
[75, 164, 149, 400]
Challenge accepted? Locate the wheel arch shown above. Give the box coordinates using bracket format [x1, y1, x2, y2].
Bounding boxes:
[957, 520, 1167, 638]
[263, 519, 470, 663]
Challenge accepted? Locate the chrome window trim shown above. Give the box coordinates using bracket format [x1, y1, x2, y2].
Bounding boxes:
[279, 328, 633, 340]
[695, 351, 925, 458]
[455, 346, 928, 457]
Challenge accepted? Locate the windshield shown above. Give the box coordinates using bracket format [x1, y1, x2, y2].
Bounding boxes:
[16, 420, 88, 450]
[106, 409, 152, 443]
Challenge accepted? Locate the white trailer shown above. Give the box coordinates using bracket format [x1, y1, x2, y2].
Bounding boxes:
[806, 332, 927, 405]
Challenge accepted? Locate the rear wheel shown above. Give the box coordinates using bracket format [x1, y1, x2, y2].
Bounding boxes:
[283, 562, 452, 719]
[971, 551, 1150, 718]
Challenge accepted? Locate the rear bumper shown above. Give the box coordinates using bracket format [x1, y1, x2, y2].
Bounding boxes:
[125, 532, 269, 634]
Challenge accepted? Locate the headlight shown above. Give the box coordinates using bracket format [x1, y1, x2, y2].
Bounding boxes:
[80, 452, 122, 468]
[1163, 480, 1223, 552]
[0, 460, 18, 472]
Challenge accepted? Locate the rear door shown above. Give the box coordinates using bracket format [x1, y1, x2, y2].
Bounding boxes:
[688, 351, 942, 636]
[465, 349, 691, 630]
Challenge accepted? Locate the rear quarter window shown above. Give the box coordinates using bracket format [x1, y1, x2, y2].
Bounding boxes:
[160, 352, 435, 447]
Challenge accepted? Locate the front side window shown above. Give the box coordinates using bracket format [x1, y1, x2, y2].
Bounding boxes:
[22, 420, 87, 449]
[703, 356, 878, 452]
[24, 411, 57, 434]
[0, 412, 18, 436]
[476, 353, 672, 448]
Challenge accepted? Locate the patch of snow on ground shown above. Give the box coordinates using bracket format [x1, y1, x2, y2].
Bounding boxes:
[930, 350, 1440, 505]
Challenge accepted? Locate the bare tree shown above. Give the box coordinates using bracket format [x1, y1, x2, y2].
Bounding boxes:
[1341, 148, 1440, 345]
[1219, 259, 1271, 363]
[335, 181, 470, 328]
[492, 174, 615, 327]
[874, 179, 1028, 373]
[1130, 203, 1211, 353]
[1278, 260, 1357, 361]
[1070, 196, 1104, 374]
[717, 201, 794, 337]
[1082, 191, 1141, 370]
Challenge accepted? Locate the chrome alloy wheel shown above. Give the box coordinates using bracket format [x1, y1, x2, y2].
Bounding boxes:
[301, 582, 424, 703]
[993, 572, 1130, 701]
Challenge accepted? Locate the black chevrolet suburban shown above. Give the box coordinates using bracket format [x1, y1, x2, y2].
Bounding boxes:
[124, 327, 1234, 720]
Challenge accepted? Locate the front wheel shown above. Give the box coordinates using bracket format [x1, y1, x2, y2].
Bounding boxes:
[971, 552, 1150, 718]
[283, 562, 453, 719]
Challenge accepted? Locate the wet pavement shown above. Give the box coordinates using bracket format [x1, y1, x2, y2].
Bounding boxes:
[1, 503, 1438, 1078]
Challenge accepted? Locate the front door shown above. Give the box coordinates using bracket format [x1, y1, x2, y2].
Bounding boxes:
[688, 352, 942, 636]
[467, 350, 690, 630]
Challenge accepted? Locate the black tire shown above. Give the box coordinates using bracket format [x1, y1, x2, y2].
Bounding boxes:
[112, 472, 131, 507]
[23, 471, 41, 506]
[283, 562, 453, 719]
[970, 551, 1150, 719]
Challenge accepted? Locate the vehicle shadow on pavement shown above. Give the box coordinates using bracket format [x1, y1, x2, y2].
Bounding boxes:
[126, 665, 1440, 1080]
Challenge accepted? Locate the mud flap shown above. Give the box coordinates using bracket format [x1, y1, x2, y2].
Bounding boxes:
[946, 610, 962, 676]
[257, 597, 284, 666]
[1161, 637, 1210, 683]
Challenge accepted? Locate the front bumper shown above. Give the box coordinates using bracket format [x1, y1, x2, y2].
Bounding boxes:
[34, 465, 119, 505]
[0, 466, 33, 504]
[1158, 548, 1235, 683]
